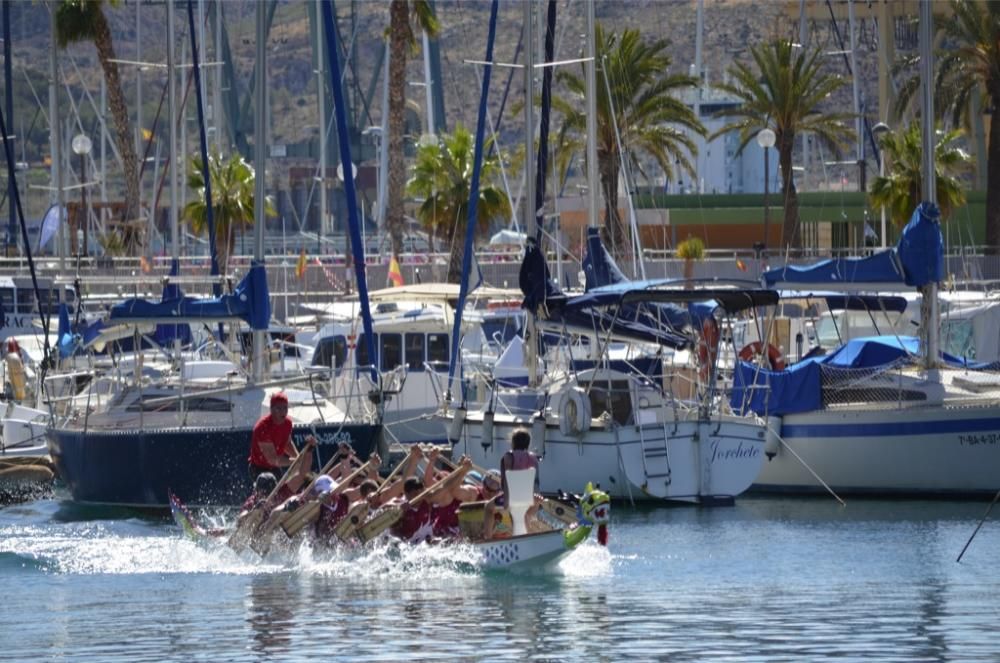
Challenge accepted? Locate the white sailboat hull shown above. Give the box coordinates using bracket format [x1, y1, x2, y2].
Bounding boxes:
[754, 402, 1000, 495]
[475, 529, 575, 568]
[456, 415, 766, 504]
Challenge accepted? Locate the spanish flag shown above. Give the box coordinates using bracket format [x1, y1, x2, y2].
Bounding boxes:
[140, 255, 152, 274]
[295, 248, 308, 280]
[735, 258, 747, 272]
[387, 255, 404, 287]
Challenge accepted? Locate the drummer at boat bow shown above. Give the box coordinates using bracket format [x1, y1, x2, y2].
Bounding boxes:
[248, 392, 299, 480]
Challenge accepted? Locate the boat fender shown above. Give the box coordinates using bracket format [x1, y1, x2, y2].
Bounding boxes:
[738, 341, 786, 371]
[764, 415, 782, 460]
[531, 412, 547, 455]
[448, 406, 467, 444]
[481, 410, 495, 451]
[558, 387, 591, 437]
[5, 352, 26, 401]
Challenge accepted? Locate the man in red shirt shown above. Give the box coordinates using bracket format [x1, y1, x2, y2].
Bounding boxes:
[248, 391, 298, 481]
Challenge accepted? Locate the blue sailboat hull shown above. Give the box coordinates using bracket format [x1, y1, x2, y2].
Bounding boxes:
[47, 423, 381, 507]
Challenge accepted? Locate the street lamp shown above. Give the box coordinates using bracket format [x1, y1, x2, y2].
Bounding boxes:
[757, 128, 776, 250]
[71, 133, 92, 259]
[872, 122, 891, 248]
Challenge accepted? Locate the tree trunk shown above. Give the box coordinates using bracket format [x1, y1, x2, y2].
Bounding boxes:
[599, 158, 626, 260]
[986, 95, 1000, 257]
[447, 221, 463, 283]
[386, 1, 411, 260]
[92, 12, 141, 253]
[778, 138, 801, 251]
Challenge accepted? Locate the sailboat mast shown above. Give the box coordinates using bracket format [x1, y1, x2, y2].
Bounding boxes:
[584, 0, 598, 230]
[523, 0, 538, 387]
[317, 0, 327, 254]
[252, 0, 268, 382]
[919, 0, 938, 368]
[167, 0, 179, 264]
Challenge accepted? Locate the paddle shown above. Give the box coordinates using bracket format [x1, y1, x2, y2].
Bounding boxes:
[280, 457, 378, 538]
[356, 472, 457, 544]
[328, 452, 411, 543]
[227, 436, 318, 552]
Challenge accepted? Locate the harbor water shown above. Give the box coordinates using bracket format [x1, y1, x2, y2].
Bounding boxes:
[2, 494, 999, 661]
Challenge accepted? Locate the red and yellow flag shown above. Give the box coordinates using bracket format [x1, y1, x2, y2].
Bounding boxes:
[295, 248, 308, 280]
[735, 258, 747, 272]
[387, 255, 404, 287]
[140, 255, 152, 274]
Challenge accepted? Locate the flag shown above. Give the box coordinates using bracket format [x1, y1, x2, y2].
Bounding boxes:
[387, 255, 404, 287]
[295, 248, 308, 280]
[736, 258, 747, 272]
[38, 204, 63, 250]
[140, 255, 153, 273]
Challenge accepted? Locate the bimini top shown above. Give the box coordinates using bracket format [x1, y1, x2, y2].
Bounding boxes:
[108, 263, 271, 331]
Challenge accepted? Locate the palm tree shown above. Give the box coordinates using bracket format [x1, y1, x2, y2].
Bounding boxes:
[869, 121, 970, 229]
[893, 1, 1000, 253]
[406, 125, 511, 283]
[714, 39, 852, 250]
[55, 0, 140, 250]
[554, 25, 705, 258]
[675, 235, 705, 285]
[386, 1, 438, 260]
[182, 152, 276, 274]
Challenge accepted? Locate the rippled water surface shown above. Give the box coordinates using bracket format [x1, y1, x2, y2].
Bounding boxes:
[2, 495, 999, 661]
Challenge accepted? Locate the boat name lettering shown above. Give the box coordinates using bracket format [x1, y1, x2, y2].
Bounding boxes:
[709, 440, 760, 463]
[958, 433, 1000, 446]
[294, 430, 353, 446]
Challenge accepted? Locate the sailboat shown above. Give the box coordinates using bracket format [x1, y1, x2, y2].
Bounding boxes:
[443, 0, 772, 504]
[45, 2, 381, 508]
[742, 6, 1000, 497]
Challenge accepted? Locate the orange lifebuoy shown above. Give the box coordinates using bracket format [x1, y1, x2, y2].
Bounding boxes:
[739, 341, 785, 371]
[698, 318, 720, 381]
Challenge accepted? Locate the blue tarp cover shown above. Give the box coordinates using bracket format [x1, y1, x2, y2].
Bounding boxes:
[730, 334, 988, 416]
[763, 202, 943, 289]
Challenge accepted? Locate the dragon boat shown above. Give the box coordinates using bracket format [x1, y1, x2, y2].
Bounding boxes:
[170, 475, 610, 571]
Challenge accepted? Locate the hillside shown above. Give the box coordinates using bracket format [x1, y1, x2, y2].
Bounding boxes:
[2, 0, 892, 223]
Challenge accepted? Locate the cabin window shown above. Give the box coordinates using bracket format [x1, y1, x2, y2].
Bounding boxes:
[356, 333, 377, 369]
[583, 379, 634, 426]
[0, 288, 13, 314]
[15, 290, 34, 314]
[427, 333, 449, 369]
[312, 335, 347, 369]
[126, 396, 234, 412]
[405, 333, 425, 370]
[381, 333, 402, 371]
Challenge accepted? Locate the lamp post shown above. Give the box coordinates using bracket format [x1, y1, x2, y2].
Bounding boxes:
[71, 133, 92, 259]
[757, 128, 776, 250]
[872, 122, 890, 248]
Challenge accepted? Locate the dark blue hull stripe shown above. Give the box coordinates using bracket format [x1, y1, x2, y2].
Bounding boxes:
[782, 416, 1000, 439]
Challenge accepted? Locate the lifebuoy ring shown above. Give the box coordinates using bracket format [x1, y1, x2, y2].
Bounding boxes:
[697, 318, 720, 381]
[739, 341, 785, 371]
[558, 387, 592, 437]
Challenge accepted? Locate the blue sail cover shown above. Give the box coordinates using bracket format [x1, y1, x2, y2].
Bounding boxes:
[763, 202, 942, 289]
[110, 263, 271, 331]
[582, 226, 628, 290]
[897, 202, 943, 287]
[730, 334, 984, 416]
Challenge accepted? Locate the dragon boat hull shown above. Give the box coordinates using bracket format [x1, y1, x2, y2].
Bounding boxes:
[474, 529, 582, 568]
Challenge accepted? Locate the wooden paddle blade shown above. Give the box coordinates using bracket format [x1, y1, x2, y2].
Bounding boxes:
[281, 501, 321, 538]
[333, 502, 369, 542]
[227, 508, 266, 552]
[357, 506, 402, 544]
[539, 498, 577, 526]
